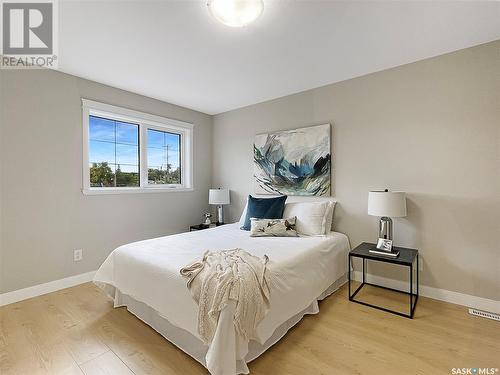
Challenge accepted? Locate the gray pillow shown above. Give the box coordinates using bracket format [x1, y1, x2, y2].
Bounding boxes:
[250, 217, 298, 237]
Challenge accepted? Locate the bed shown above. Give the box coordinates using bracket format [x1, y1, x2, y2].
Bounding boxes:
[94, 213, 350, 375]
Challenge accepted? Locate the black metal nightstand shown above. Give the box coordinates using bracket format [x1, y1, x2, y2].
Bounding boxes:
[189, 224, 210, 231]
[189, 223, 225, 231]
[348, 242, 419, 318]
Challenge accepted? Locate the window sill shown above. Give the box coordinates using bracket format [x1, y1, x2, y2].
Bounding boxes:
[82, 187, 194, 195]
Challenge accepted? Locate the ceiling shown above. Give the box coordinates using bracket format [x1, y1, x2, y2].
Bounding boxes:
[58, 1, 500, 115]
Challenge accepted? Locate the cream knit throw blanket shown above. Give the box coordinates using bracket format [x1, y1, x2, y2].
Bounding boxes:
[180, 248, 271, 344]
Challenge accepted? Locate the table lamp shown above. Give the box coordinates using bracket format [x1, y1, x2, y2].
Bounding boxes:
[209, 188, 230, 225]
[368, 189, 407, 240]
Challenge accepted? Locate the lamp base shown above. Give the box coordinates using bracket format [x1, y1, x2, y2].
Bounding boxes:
[217, 205, 224, 225]
[379, 216, 393, 240]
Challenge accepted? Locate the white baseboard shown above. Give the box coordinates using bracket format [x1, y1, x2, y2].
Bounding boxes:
[352, 271, 500, 314]
[0, 271, 96, 307]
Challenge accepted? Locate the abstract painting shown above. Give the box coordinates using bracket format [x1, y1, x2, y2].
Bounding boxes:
[254, 124, 331, 196]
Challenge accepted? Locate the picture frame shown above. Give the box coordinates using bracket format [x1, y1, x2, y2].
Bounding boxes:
[376, 238, 393, 252]
[253, 124, 331, 196]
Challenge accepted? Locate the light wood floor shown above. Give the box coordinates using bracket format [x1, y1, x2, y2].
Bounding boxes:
[0, 282, 498, 375]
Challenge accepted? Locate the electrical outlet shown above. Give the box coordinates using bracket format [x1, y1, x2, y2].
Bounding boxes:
[74, 249, 83, 262]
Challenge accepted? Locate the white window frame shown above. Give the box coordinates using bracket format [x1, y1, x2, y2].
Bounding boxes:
[82, 99, 194, 195]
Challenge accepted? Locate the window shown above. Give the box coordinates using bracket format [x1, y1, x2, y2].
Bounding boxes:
[82, 99, 193, 194]
[147, 129, 181, 185]
[89, 116, 140, 187]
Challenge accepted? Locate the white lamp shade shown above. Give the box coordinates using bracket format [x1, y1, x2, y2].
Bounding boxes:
[209, 189, 230, 205]
[368, 191, 407, 217]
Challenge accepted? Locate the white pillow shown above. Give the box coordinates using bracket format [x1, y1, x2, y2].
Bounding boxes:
[238, 199, 248, 227]
[324, 201, 336, 232]
[282, 201, 331, 236]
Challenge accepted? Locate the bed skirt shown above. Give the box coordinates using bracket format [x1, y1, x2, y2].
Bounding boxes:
[98, 273, 347, 374]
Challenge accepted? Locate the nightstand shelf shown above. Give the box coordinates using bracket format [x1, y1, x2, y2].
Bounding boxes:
[348, 242, 419, 318]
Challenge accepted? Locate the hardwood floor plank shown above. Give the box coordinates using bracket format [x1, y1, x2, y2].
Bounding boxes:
[93, 309, 207, 375]
[36, 290, 110, 365]
[0, 298, 82, 374]
[80, 351, 134, 375]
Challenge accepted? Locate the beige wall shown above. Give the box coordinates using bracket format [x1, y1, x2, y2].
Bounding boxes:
[212, 41, 500, 301]
[0, 69, 212, 293]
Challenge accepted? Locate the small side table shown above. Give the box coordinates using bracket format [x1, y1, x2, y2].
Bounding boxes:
[189, 223, 225, 232]
[348, 242, 419, 318]
[189, 224, 210, 231]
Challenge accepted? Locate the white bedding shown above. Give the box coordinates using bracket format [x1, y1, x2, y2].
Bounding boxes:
[94, 223, 350, 375]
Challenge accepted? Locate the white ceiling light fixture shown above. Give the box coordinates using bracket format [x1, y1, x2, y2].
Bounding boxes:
[207, 0, 264, 27]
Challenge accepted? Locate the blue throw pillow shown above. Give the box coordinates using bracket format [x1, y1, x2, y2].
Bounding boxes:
[241, 195, 288, 231]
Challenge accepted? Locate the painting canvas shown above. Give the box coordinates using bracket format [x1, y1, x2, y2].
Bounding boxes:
[253, 124, 331, 196]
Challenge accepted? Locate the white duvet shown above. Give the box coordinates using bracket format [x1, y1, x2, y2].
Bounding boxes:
[94, 223, 350, 375]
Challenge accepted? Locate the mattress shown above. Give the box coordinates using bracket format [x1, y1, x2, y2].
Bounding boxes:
[94, 223, 350, 375]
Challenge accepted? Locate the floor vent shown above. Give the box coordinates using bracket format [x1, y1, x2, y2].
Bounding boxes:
[468, 308, 500, 322]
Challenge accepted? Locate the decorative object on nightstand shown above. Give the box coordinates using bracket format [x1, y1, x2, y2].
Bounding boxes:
[376, 238, 393, 251]
[369, 238, 399, 257]
[368, 189, 407, 240]
[209, 188, 230, 225]
[369, 247, 399, 258]
[204, 212, 212, 225]
[348, 242, 419, 318]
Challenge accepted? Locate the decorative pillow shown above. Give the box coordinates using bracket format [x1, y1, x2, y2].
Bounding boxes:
[241, 195, 287, 231]
[250, 217, 298, 237]
[282, 201, 330, 236]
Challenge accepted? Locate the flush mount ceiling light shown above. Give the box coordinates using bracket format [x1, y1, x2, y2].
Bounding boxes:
[207, 0, 264, 27]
